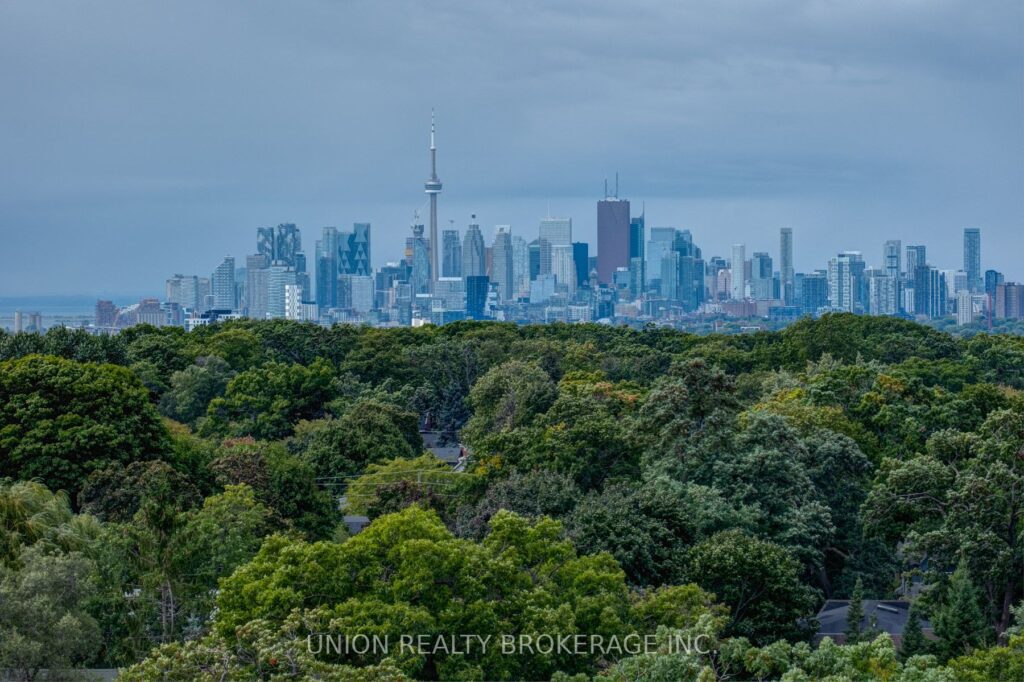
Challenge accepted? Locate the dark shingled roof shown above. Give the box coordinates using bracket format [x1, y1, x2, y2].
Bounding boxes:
[814, 600, 934, 646]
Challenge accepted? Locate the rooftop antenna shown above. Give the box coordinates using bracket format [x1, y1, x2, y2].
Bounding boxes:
[604, 178, 608, 199]
[615, 172, 619, 198]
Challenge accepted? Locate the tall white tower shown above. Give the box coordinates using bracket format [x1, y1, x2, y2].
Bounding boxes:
[731, 244, 746, 301]
[424, 111, 443, 290]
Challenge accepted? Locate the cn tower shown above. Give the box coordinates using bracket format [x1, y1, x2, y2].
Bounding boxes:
[424, 110, 442, 290]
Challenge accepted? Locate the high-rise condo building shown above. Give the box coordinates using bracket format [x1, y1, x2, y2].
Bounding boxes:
[956, 291, 975, 326]
[913, 265, 946, 319]
[994, 283, 1024, 319]
[267, 262, 297, 319]
[751, 252, 773, 300]
[211, 256, 237, 310]
[883, 240, 902, 279]
[963, 228, 981, 293]
[868, 268, 899, 316]
[491, 226, 513, 302]
[827, 253, 859, 312]
[730, 244, 746, 300]
[906, 245, 926, 276]
[511, 236, 529, 298]
[780, 228, 794, 304]
[985, 270, 1004, 299]
[245, 254, 270, 319]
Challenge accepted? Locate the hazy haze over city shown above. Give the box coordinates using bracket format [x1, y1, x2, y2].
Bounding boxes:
[1, 0, 1021, 296]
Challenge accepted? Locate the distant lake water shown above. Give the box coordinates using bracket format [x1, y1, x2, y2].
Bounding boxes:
[0, 294, 156, 331]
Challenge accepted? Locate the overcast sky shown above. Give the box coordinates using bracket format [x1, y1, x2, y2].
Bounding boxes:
[1, 0, 1021, 296]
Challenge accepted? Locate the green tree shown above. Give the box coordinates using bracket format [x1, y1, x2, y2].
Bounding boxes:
[171, 484, 273, 618]
[901, 603, 928, 659]
[684, 530, 819, 644]
[342, 454, 460, 516]
[78, 460, 201, 523]
[845, 577, 865, 643]
[203, 506, 705, 680]
[462, 360, 556, 442]
[455, 468, 581, 539]
[293, 399, 422, 480]
[159, 355, 235, 424]
[202, 359, 338, 440]
[934, 560, 989, 660]
[210, 441, 338, 539]
[948, 634, 1024, 682]
[0, 546, 101, 680]
[0, 480, 101, 565]
[0, 355, 170, 498]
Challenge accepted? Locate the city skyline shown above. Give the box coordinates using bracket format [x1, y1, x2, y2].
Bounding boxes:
[1, 1, 1022, 296]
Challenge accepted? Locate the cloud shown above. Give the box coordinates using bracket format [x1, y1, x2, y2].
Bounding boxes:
[0, 0, 1021, 294]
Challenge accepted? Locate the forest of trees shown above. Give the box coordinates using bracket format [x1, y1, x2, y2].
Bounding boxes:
[1, 314, 1023, 681]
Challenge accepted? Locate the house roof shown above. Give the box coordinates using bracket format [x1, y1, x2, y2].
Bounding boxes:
[816, 600, 932, 636]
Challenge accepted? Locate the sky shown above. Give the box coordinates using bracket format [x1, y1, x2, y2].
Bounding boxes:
[1, 0, 1022, 296]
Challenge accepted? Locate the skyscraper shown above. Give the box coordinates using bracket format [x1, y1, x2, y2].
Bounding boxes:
[316, 227, 339, 310]
[730, 244, 746, 300]
[994, 283, 1024, 319]
[539, 217, 572, 247]
[466, 276, 489, 319]
[647, 228, 676, 286]
[779, 228, 794, 304]
[883, 240, 902, 279]
[827, 253, 858, 312]
[347, 223, 372, 277]
[245, 254, 269, 319]
[956, 290, 975, 326]
[511, 236, 529, 298]
[462, 218, 485, 277]
[799, 272, 829, 315]
[95, 300, 118, 327]
[596, 179, 630, 285]
[629, 213, 645, 262]
[211, 256, 236, 310]
[409, 221, 431, 295]
[868, 269, 899, 316]
[491, 226, 513, 302]
[751, 252, 773, 300]
[628, 213, 645, 297]
[257, 223, 302, 267]
[963, 228, 981, 293]
[267, 262, 297, 319]
[572, 242, 589, 288]
[442, 229, 462, 277]
[906, 245, 926, 275]
[985, 269, 1004, 299]
[424, 112, 442, 291]
[913, 265, 946, 319]
[551, 244, 576, 295]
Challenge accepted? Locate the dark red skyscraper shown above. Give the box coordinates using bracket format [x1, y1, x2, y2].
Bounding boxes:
[596, 179, 630, 285]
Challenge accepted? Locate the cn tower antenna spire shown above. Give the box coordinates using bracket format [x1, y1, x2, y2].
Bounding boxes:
[424, 110, 443, 290]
